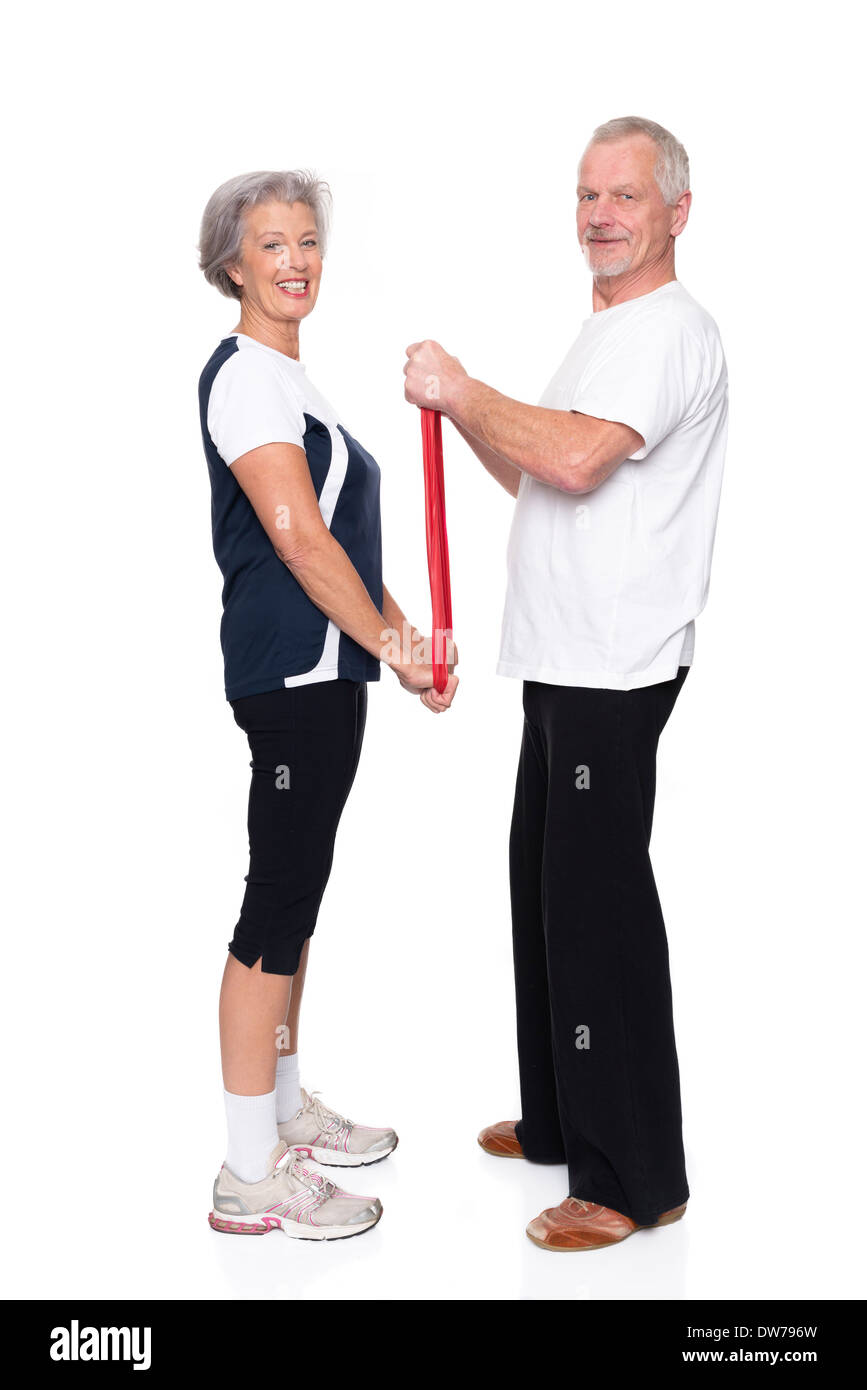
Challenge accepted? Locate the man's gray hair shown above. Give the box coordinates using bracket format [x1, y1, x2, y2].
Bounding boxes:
[582, 116, 690, 206]
[198, 170, 333, 300]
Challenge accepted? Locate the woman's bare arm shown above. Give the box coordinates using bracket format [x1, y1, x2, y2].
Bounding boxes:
[231, 441, 396, 662]
[229, 442, 457, 707]
[381, 583, 423, 652]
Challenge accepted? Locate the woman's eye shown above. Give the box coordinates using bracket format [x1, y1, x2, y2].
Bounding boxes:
[264, 242, 282, 251]
[301, 239, 318, 248]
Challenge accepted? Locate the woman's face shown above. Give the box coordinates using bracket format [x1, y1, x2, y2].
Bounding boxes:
[228, 199, 322, 322]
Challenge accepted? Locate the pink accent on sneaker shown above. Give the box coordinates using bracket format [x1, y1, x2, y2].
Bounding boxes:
[311, 1128, 350, 1152]
[208, 1212, 269, 1235]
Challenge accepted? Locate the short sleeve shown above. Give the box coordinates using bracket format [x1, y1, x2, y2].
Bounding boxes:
[207, 349, 307, 466]
[568, 314, 707, 460]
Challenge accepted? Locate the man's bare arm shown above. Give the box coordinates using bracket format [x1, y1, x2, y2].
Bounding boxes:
[405, 341, 644, 494]
[448, 377, 644, 494]
[449, 420, 521, 498]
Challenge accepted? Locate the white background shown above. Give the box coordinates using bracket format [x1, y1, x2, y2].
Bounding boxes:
[2, 0, 864, 1302]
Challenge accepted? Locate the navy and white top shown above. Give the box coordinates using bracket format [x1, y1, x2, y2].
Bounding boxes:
[198, 333, 383, 700]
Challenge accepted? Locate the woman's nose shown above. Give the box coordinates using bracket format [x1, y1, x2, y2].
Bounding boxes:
[278, 248, 308, 271]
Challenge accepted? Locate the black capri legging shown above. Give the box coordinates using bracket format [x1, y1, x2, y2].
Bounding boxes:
[227, 679, 368, 975]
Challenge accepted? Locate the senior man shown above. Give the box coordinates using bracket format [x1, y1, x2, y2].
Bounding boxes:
[404, 115, 728, 1252]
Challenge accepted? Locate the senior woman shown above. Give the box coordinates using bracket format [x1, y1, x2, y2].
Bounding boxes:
[197, 170, 457, 1241]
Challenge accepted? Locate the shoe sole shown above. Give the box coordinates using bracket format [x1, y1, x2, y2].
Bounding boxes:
[208, 1207, 383, 1241]
[525, 1205, 687, 1252]
[286, 1139, 398, 1168]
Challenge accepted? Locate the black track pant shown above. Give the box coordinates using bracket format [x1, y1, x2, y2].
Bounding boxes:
[228, 679, 368, 976]
[510, 667, 689, 1226]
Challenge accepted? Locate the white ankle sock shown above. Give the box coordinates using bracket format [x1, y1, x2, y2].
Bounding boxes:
[223, 1088, 279, 1184]
[275, 1053, 302, 1123]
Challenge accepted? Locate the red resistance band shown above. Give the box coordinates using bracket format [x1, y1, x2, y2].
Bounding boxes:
[421, 408, 454, 694]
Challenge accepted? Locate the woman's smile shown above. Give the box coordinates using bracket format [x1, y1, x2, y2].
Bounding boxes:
[276, 278, 310, 298]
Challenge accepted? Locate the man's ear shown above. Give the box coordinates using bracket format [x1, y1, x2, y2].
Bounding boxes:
[671, 189, 692, 238]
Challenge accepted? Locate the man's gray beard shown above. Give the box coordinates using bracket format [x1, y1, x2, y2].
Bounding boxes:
[584, 248, 633, 278]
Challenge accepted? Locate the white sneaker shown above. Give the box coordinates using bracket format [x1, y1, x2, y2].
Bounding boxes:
[209, 1141, 382, 1240]
[278, 1088, 398, 1167]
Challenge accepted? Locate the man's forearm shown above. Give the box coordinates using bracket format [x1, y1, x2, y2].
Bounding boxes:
[450, 420, 521, 498]
[447, 377, 588, 492]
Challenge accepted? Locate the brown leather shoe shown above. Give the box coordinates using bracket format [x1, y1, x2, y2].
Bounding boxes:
[526, 1196, 687, 1251]
[477, 1120, 524, 1158]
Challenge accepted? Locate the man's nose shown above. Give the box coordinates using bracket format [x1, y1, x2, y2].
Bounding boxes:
[588, 199, 617, 224]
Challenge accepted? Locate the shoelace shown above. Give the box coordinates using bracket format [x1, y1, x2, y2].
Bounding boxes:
[277, 1147, 337, 1199]
[303, 1089, 353, 1137]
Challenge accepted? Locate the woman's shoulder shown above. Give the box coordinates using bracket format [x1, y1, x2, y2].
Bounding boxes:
[208, 334, 347, 432]
[209, 334, 310, 402]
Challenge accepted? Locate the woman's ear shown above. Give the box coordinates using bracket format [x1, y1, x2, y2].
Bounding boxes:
[225, 262, 243, 289]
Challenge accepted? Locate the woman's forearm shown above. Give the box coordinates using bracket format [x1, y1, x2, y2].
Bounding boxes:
[286, 530, 397, 666]
[382, 584, 422, 649]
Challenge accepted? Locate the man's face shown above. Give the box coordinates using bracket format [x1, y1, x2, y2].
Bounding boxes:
[576, 135, 686, 279]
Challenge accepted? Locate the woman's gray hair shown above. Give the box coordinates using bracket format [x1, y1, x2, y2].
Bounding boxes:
[582, 116, 690, 205]
[198, 170, 333, 300]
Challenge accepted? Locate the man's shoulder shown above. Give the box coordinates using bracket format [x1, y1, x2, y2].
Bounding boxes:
[578, 282, 722, 353]
[660, 282, 723, 349]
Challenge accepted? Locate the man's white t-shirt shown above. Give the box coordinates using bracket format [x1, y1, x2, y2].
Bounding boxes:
[497, 279, 728, 690]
